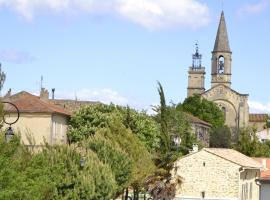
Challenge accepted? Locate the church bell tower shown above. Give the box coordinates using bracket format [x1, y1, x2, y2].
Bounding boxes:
[211, 11, 232, 88]
[187, 43, 205, 97]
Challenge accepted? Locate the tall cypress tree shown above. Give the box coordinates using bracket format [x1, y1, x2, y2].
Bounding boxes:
[157, 81, 170, 154]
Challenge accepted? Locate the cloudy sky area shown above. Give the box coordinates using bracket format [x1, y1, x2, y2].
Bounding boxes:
[0, 0, 270, 113]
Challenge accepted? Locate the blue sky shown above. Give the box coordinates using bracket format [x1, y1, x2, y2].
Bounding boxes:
[0, 0, 270, 113]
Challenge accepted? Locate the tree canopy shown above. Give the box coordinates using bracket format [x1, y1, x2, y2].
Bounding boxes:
[180, 94, 225, 128]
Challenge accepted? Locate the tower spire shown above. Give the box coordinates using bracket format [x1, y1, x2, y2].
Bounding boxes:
[213, 11, 231, 53]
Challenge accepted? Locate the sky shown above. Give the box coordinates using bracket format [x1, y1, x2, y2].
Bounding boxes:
[0, 0, 270, 113]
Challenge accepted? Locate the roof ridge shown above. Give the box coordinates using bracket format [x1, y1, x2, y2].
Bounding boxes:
[204, 148, 262, 168]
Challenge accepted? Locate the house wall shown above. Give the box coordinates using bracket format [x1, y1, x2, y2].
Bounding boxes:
[191, 123, 210, 147]
[173, 150, 240, 200]
[249, 121, 265, 132]
[260, 183, 270, 200]
[3, 113, 52, 145]
[2, 113, 69, 146]
[51, 114, 68, 144]
[239, 169, 260, 200]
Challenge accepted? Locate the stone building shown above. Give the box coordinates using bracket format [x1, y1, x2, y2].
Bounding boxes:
[173, 148, 262, 200]
[187, 11, 255, 132]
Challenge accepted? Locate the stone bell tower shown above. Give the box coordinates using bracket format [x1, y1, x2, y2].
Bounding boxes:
[211, 11, 232, 88]
[187, 43, 206, 97]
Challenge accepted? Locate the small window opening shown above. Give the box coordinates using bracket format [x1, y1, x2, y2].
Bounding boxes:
[201, 191, 205, 199]
[218, 56, 225, 74]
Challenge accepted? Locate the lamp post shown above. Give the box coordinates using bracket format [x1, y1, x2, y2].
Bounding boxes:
[2, 101, 20, 142]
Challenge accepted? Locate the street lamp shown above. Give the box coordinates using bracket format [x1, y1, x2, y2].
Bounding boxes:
[2, 101, 20, 142]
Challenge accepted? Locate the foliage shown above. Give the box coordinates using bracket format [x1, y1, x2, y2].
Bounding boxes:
[146, 82, 196, 200]
[82, 132, 133, 195]
[0, 64, 6, 92]
[180, 94, 225, 128]
[264, 115, 270, 129]
[210, 125, 232, 148]
[234, 128, 270, 157]
[157, 81, 170, 154]
[68, 104, 160, 152]
[0, 135, 117, 200]
[100, 117, 156, 188]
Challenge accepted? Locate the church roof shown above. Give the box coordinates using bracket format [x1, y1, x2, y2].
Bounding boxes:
[213, 11, 231, 53]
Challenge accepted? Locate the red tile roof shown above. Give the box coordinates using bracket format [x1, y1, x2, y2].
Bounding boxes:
[249, 114, 268, 122]
[4, 91, 71, 116]
[186, 113, 212, 127]
[253, 158, 270, 180]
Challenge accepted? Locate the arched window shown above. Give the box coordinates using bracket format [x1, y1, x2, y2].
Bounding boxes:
[222, 106, 226, 120]
[218, 56, 225, 74]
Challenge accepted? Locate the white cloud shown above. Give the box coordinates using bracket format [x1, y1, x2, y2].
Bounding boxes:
[248, 101, 270, 113]
[238, 0, 269, 16]
[0, 49, 35, 64]
[52, 88, 160, 114]
[0, 0, 211, 29]
[55, 88, 129, 105]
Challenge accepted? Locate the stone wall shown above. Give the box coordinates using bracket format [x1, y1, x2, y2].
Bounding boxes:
[173, 150, 240, 199]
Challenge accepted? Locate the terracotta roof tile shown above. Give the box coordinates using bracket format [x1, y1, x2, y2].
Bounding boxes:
[249, 114, 268, 122]
[253, 158, 270, 179]
[186, 113, 212, 127]
[4, 92, 71, 116]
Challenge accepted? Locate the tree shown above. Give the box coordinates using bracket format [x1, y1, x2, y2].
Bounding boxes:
[0, 63, 6, 93]
[156, 81, 170, 154]
[210, 125, 232, 148]
[0, 135, 118, 200]
[68, 103, 160, 152]
[83, 131, 133, 196]
[146, 82, 194, 200]
[234, 128, 270, 157]
[264, 115, 270, 129]
[180, 94, 225, 128]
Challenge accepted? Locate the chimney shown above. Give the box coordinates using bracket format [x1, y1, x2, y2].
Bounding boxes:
[40, 88, 49, 100]
[192, 144, 199, 153]
[189, 144, 199, 154]
[4, 88, 12, 98]
[52, 88, 55, 100]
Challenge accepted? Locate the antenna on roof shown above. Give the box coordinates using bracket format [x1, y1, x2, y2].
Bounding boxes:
[40, 75, 43, 90]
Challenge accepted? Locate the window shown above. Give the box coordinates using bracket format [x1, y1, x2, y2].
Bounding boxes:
[249, 183, 252, 200]
[201, 191, 205, 199]
[222, 107, 226, 120]
[218, 56, 225, 74]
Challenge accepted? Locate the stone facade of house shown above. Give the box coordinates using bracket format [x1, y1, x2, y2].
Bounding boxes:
[173, 148, 262, 200]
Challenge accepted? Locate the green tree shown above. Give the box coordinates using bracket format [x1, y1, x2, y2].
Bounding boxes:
[101, 117, 156, 189]
[83, 132, 133, 195]
[0, 63, 6, 93]
[264, 115, 270, 129]
[156, 81, 170, 154]
[180, 94, 225, 128]
[234, 128, 270, 157]
[210, 125, 232, 148]
[0, 135, 117, 200]
[68, 103, 160, 152]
